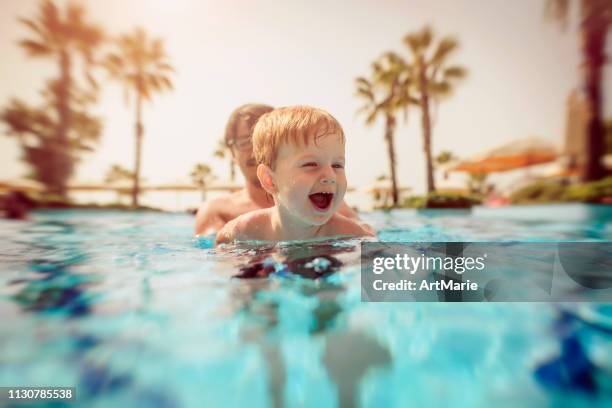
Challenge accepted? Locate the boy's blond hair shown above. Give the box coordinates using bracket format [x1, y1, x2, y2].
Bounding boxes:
[253, 106, 345, 168]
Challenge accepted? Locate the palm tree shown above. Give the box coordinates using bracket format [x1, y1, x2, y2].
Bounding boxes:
[356, 53, 414, 206]
[402, 26, 466, 193]
[104, 27, 174, 207]
[12, 0, 104, 196]
[213, 138, 236, 181]
[435, 150, 456, 166]
[190, 163, 216, 201]
[105, 164, 135, 183]
[434, 149, 457, 181]
[105, 164, 135, 202]
[546, 0, 611, 181]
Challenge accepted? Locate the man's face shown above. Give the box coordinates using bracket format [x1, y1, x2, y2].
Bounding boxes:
[231, 119, 260, 186]
[270, 133, 347, 226]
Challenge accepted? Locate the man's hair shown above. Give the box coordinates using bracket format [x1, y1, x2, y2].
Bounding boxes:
[224, 103, 274, 147]
[253, 105, 345, 168]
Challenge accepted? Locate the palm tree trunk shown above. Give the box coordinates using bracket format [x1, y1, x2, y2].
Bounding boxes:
[419, 62, 436, 193]
[132, 90, 143, 208]
[384, 114, 399, 206]
[580, 17, 606, 181]
[55, 49, 72, 198]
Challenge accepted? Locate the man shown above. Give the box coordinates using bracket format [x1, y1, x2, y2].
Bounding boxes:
[195, 103, 361, 236]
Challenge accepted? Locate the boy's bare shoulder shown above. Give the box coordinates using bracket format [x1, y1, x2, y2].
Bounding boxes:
[215, 208, 272, 245]
[324, 213, 375, 238]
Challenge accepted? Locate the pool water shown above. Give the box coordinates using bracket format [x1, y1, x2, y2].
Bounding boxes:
[1, 204, 611, 407]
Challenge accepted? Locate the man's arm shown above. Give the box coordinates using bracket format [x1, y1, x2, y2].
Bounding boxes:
[194, 199, 226, 236]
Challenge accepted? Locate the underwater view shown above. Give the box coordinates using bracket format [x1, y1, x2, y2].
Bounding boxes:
[1, 204, 611, 407]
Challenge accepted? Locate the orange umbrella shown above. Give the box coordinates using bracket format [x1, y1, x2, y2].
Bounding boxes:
[449, 137, 559, 174]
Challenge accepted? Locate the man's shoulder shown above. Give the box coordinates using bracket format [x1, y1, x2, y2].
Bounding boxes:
[196, 191, 245, 218]
[197, 192, 239, 211]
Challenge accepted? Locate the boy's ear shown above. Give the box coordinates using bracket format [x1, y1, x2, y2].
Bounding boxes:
[257, 164, 277, 194]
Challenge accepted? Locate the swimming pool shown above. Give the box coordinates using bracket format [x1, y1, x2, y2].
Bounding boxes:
[1, 204, 611, 407]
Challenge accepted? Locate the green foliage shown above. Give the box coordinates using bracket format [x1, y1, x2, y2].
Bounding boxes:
[510, 181, 566, 203]
[401, 192, 481, 209]
[423, 192, 481, 208]
[401, 196, 426, 208]
[510, 177, 612, 204]
[435, 150, 455, 166]
[563, 177, 612, 202]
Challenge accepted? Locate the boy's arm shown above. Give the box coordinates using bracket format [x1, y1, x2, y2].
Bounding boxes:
[337, 201, 358, 219]
[337, 201, 374, 234]
[194, 199, 226, 236]
[215, 218, 237, 245]
[329, 214, 375, 238]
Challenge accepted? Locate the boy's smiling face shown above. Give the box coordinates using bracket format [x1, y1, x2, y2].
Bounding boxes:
[266, 132, 347, 226]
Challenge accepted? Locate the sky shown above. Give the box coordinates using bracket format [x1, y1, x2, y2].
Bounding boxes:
[0, 0, 610, 201]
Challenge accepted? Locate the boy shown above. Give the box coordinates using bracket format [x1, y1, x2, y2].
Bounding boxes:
[194, 103, 361, 236]
[216, 106, 373, 244]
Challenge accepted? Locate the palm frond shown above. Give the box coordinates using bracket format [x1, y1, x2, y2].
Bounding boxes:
[430, 37, 458, 67]
[365, 108, 378, 125]
[403, 25, 432, 58]
[105, 27, 174, 105]
[442, 66, 466, 79]
[19, 17, 47, 40]
[428, 80, 451, 97]
[356, 88, 374, 101]
[19, 39, 53, 56]
[355, 76, 371, 88]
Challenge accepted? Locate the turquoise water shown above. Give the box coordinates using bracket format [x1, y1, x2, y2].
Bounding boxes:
[0, 204, 611, 407]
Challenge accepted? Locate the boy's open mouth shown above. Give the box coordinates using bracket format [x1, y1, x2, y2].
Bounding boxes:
[309, 192, 334, 211]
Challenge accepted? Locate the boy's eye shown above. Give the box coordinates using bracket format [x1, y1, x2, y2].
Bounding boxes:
[301, 162, 317, 168]
[332, 163, 344, 169]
